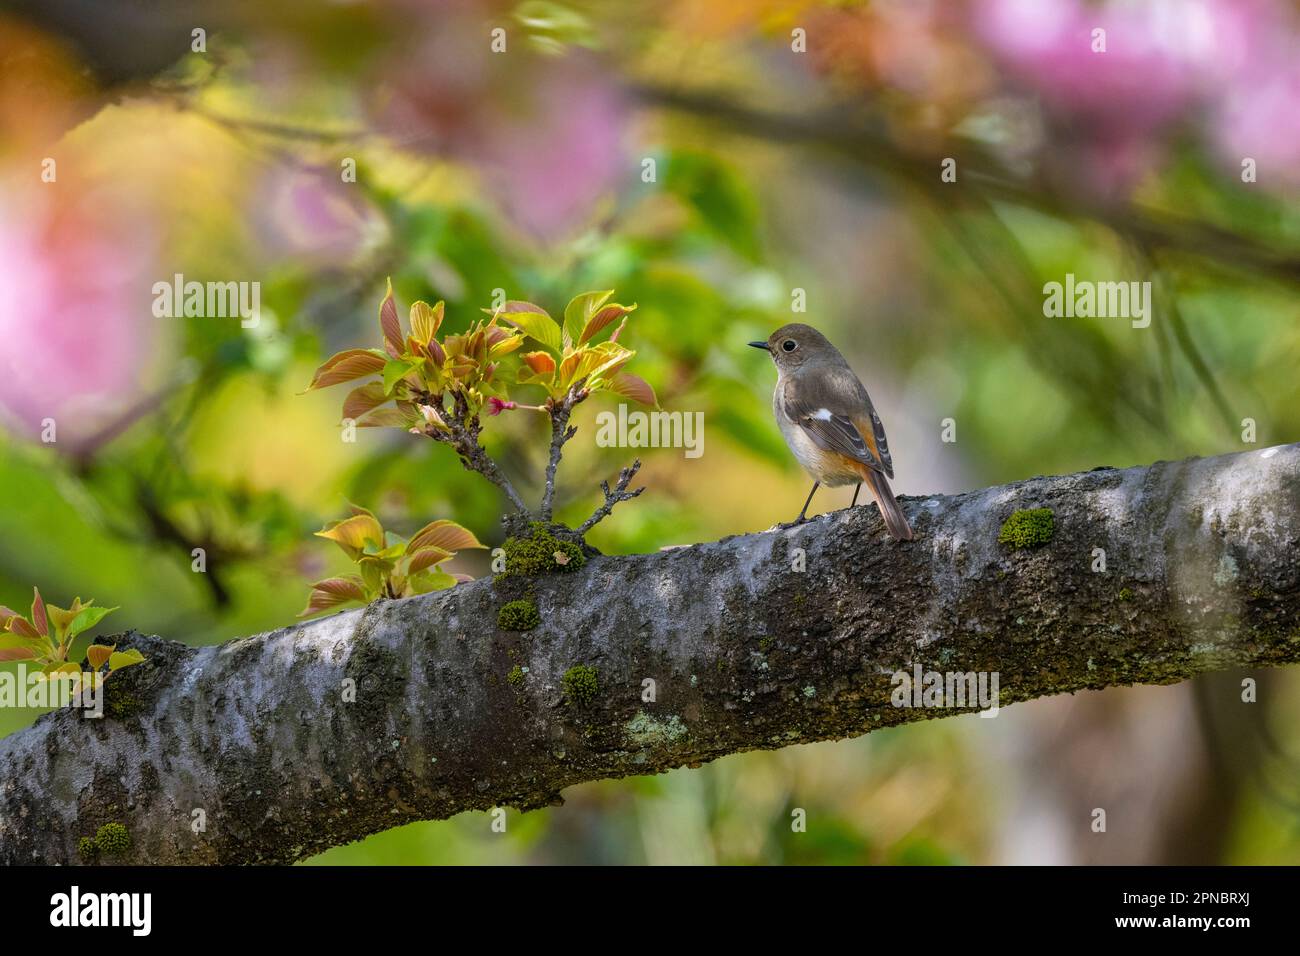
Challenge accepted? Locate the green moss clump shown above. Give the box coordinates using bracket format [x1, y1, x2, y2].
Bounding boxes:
[1118, 587, 1133, 602]
[500, 523, 586, 577]
[94, 822, 130, 855]
[498, 599, 540, 631]
[507, 665, 525, 686]
[998, 508, 1055, 549]
[561, 665, 598, 707]
[77, 836, 99, 860]
[107, 691, 140, 719]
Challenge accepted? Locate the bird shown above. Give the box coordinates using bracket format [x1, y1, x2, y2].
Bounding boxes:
[749, 323, 914, 540]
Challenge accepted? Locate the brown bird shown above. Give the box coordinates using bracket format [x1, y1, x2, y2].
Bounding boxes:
[749, 323, 914, 540]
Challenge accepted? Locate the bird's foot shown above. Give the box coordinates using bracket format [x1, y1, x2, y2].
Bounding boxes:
[768, 515, 810, 532]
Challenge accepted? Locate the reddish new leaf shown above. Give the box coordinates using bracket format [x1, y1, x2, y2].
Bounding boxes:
[408, 520, 485, 554]
[522, 351, 556, 376]
[86, 644, 114, 670]
[307, 350, 386, 390]
[31, 587, 47, 637]
[298, 576, 367, 617]
[406, 546, 455, 575]
[580, 303, 635, 345]
[342, 382, 389, 422]
[606, 371, 658, 407]
[379, 280, 404, 359]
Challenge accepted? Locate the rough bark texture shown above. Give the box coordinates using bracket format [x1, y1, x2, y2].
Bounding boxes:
[1, 444, 1297, 865]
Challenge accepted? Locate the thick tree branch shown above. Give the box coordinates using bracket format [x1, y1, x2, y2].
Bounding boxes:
[1, 444, 1297, 865]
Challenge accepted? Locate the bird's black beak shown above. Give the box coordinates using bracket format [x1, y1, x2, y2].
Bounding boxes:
[748, 341, 770, 352]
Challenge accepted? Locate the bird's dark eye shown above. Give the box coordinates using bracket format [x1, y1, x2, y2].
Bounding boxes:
[781, 339, 797, 352]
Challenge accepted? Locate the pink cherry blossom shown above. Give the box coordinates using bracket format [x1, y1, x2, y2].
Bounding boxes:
[0, 178, 162, 455]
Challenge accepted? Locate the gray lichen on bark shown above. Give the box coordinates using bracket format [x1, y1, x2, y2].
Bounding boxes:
[0, 444, 1296, 864]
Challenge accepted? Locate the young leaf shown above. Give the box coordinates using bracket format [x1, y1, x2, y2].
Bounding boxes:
[580, 303, 636, 345]
[521, 351, 556, 376]
[606, 371, 658, 407]
[107, 649, 146, 673]
[66, 605, 117, 642]
[357, 558, 387, 596]
[0, 634, 41, 663]
[564, 290, 613, 348]
[487, 333, 523, 358]
[367, 538, 408, 561]
[306, 349, 387, 390]
[298, 577, 367, 617]
[379, 279, 404, 359]
[426, 336, 447, 367]
[406, 546, 455, 575]
[342, 382, 389, 422]
[31, 587, 47, 638]
[382, 359, 419, 395]
[86, 643, 115, 670]
[408, 520, 485, 554]
[407, 570, 458, 595]
[357, 406, 418, 429]
[410, 300, 444, 345]
[45, 602, 78, 637]
[497, 302, 563, 354]
[576, 343, 633, 385]
[0, 630, 45, 651]
[6, 616, 41, 641]
[316, 514, 386, 559]
[558, 350, 583, 390]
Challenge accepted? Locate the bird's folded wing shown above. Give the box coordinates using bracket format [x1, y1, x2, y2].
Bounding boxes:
[863, 404, 894, 479]
[781, 371, 889, 476]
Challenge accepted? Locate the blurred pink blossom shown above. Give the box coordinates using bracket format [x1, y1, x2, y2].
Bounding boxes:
[972, 0, 1300, 195]
[253, 165, 384, 266]
[0, 179, 161, 455]
[372, 9, 629, 241]
[1209, 13, 1300, 186]
[473, 66, 627, 241]
[976, 0, 1199, 129]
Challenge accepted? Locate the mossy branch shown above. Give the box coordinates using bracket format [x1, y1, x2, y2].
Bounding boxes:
[1, 444, 1298, 864]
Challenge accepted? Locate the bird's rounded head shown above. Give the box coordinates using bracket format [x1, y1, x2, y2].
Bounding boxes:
[747, 322, 841, 371]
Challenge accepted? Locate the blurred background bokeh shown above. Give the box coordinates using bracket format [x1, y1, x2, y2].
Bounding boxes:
[1, 0, 1298, 864]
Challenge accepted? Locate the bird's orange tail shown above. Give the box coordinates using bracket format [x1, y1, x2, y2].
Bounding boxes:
[860, 468, 913, 541]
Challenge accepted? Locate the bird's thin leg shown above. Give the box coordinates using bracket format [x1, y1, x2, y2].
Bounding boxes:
[850, 483, 861, 508]
[795, 482, 820, 523]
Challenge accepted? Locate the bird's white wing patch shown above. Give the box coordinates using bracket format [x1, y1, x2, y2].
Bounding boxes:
[812, 408, 834, 421]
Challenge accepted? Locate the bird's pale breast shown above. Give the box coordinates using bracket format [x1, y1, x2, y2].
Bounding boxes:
[773, 380, 862, 486]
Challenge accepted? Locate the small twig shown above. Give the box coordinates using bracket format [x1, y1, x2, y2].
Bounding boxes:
[539, 380, 589, 522]
[577, 460, 646, 536]
[419, 391, 531, 515]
